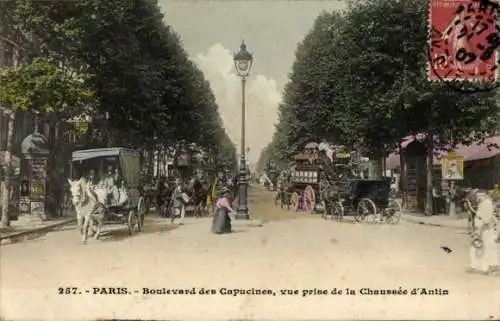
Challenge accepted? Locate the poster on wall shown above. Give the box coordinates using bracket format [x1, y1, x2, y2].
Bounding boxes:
[31, 158, 47, 179]
[30, 180, 45, 200]
[19, 201, 30, 215]
[30, 201, 45, 218]
[441, 153, 464, 180]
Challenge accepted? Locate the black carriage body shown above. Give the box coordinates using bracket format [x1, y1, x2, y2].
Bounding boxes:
[347, 178, 391, 209]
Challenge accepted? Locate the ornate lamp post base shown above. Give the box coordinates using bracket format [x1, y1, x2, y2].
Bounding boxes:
[235, 165, 249, 220]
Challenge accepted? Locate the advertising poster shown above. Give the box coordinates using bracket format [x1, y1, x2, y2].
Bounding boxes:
[442, 153, 465, 180]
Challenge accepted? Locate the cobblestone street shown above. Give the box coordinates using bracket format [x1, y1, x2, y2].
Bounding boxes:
[1, 187, 499, 320]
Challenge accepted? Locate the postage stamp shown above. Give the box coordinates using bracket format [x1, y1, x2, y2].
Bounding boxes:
[428, 0, 499, 81]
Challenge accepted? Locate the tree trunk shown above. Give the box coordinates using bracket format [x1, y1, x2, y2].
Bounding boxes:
[161, 147, 167, 177]
[425, 134, 434, 216]
[448, 181, 457, 218]
[399, 143, 407, 208]
[147, 148, 154, 178]
[1, 109, 15, 228]
[47, 119, 62, 218]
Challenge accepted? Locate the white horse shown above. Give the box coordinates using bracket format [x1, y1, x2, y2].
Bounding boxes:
[67, 178, 106, 244]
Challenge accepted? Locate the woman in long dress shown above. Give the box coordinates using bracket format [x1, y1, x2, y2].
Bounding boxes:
[465, 189, 500, 275]
[211, 187, 234, 234]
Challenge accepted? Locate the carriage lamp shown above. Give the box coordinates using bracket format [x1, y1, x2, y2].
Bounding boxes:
[233, 40, 253, 220]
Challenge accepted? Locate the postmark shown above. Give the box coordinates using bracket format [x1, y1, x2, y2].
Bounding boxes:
[428, 0, 499, 82]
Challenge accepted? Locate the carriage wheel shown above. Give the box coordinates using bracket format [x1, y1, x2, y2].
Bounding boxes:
[137, 197, 146, 231]
[127, 210, 137, 235]
[304, 185, 316, 213]
[290, 192, 300, 211]
[355, 198, 377, 223]
[385, 199, 402, 224]
[332, 201, 345, 221]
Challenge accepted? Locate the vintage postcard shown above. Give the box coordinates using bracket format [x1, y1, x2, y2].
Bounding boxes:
[1, 0, 500, 320]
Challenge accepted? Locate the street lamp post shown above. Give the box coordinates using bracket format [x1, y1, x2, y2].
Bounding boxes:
[233, 40, 253, 220]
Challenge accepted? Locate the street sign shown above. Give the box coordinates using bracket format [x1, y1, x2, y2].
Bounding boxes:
[441, 153, 464, 180]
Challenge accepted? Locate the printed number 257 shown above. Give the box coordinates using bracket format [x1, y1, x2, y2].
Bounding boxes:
[58, 287, 78, 295]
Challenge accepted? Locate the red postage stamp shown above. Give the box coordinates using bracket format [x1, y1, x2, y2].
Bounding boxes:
[428, 0, 498, 81]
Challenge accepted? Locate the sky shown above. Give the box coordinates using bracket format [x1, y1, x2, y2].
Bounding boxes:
[157, 0, 346, 165]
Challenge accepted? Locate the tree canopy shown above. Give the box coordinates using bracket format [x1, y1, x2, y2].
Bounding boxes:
[259, 0, 499, 169]
[0, 58, 95, 119]
[1, 0, 232, 151]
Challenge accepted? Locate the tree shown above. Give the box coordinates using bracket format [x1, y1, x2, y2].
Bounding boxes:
[0, 58, 94, 227]
[262, 0, 499, 214]
[0, 58, 94, 116]
[269, 12, 347, 163]
[7, 0, 228, 150]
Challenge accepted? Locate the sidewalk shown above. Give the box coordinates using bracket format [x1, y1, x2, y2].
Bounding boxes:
[0, 215, 75, 244]
[402, 211, 469, 230]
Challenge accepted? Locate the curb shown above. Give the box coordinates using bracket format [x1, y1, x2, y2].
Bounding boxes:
[0, 218, 76, 244]
[402, 215, 468, 230]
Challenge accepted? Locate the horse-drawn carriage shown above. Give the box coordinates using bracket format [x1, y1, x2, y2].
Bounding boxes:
[69, 148, 146, 241]
[276, 143, 401, 223]
[322, 176, 401, 223]
[319, 147, 401, 223]
[287, 150, 322, 212]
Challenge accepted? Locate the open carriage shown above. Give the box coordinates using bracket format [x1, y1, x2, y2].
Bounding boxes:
[70, 148, 146, 235]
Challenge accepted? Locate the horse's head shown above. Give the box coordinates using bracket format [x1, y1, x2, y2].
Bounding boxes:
[67, 178, 84, 206]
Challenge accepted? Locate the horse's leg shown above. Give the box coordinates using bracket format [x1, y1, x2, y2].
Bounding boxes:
[76, 210, 83, 234]
[193, 204, 197, 218]
[94, 211, 103, 240]
[170, 206, 176, 224]
[81, 214, 90, 244]
[94, 219, 102, 240]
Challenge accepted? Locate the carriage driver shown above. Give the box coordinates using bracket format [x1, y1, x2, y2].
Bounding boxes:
[102, 166, 116, 205]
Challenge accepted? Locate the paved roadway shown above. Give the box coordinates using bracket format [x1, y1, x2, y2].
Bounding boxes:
[1, 187, 499, 320]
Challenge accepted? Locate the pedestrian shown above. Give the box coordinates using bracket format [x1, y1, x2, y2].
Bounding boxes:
[232, 174, 238, 199]
[171, 178, 187, 225]
[211, 186, 234, 234]
[465, 189, 500, 276]
[156, 176, 168, 217]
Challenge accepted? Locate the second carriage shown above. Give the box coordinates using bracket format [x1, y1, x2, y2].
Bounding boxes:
[287, 150, 323, 212]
